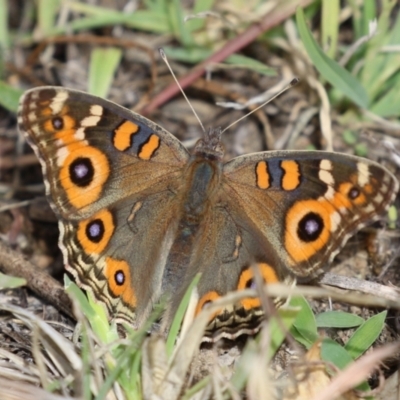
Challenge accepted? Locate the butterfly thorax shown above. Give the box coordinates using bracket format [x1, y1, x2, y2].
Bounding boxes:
[161, 131, 224, 294]
[182, 155, 222, 221]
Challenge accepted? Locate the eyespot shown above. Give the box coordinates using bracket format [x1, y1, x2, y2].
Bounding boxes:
[85, 219, 105, 243]
[285, 199, 331, 266]
[69, 157, 95, 187]
[52, 116, 64, 130]
[59, 146, 110, 208]
[115, 270, 125, 286]
[105, 258, 136, 307]
[297, 212, 324, 242]
[77, 209, 114, 254]
[348, 187, 360, 199]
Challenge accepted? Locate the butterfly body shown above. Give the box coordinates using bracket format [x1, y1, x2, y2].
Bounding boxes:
[18, 87, 398, 341]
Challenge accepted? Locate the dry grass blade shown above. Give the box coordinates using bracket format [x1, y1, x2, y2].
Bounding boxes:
[0, 303, 82, 395]
[311, 342, 400, 400]
[0, 378, 73, 400]
[142, 301, 223, 399]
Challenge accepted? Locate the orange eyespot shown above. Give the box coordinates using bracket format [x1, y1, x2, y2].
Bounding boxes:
[105, 258, 136, 307]
[77, 209, 115, 254]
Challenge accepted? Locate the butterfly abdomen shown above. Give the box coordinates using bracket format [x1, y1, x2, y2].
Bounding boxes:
[162, 155, 223, 292]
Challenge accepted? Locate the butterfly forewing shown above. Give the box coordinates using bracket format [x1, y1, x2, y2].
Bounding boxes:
[18, 87, 189, 324]
[18, 87, 189, 218]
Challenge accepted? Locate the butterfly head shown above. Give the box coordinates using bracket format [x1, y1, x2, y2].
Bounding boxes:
[194, 127, 224, 160]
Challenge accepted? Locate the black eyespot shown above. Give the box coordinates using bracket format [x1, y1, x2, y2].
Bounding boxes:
[52, 116, 64, 130]
[348, 187, 360, 199]
[115, 270, 125, 286]
[69, 157, 94, 187]
[86, 219, 104, 243]
[297, 212, 324, 242]
[245, 278, 256, 289]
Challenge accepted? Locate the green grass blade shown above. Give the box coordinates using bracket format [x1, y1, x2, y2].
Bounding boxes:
[37, 4, 170, 38]
[37, 0, 61, 37]
[369, 74, 400, 117]
[361, 0, 377, 37]
[181, 376, 211, 400]
[360, 0, 397, 98]
[88, 47, 122, 97]
[162, 46, 212, 63]
[296, 7, 369, 109]
[321, 0, 339, 58]
[226, 54, 277, 76]
[0, 273, 26, 289]
[64, 275, 119, 344]
[166, 273, 202, 357]
[0, 0, 9, 54]
[168, 0, 194, 46]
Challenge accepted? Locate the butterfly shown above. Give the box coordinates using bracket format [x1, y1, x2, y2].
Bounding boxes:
[18, 86, 399, 341]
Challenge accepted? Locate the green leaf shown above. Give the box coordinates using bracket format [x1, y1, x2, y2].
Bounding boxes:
[322, 338, 371, 392]
[290, 296, 318, 348]
[88, 47, 122, 97]
[321, 337, 354, 369]
[268, 306, 301, 360]
[296, 7, 369, 108]
[0, 81, 23, 112]
[316, 311, 364, 329]
[0, 273, 26, 289]
[345, 311, 387, 359]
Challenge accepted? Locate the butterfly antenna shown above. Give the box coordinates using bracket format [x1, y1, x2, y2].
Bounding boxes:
[159, 48, 206, 133]
[221, 78, 299, 134]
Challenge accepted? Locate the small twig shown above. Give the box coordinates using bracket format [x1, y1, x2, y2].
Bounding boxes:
[320, 272, 400, 302]
[0, 240, 74, 320]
